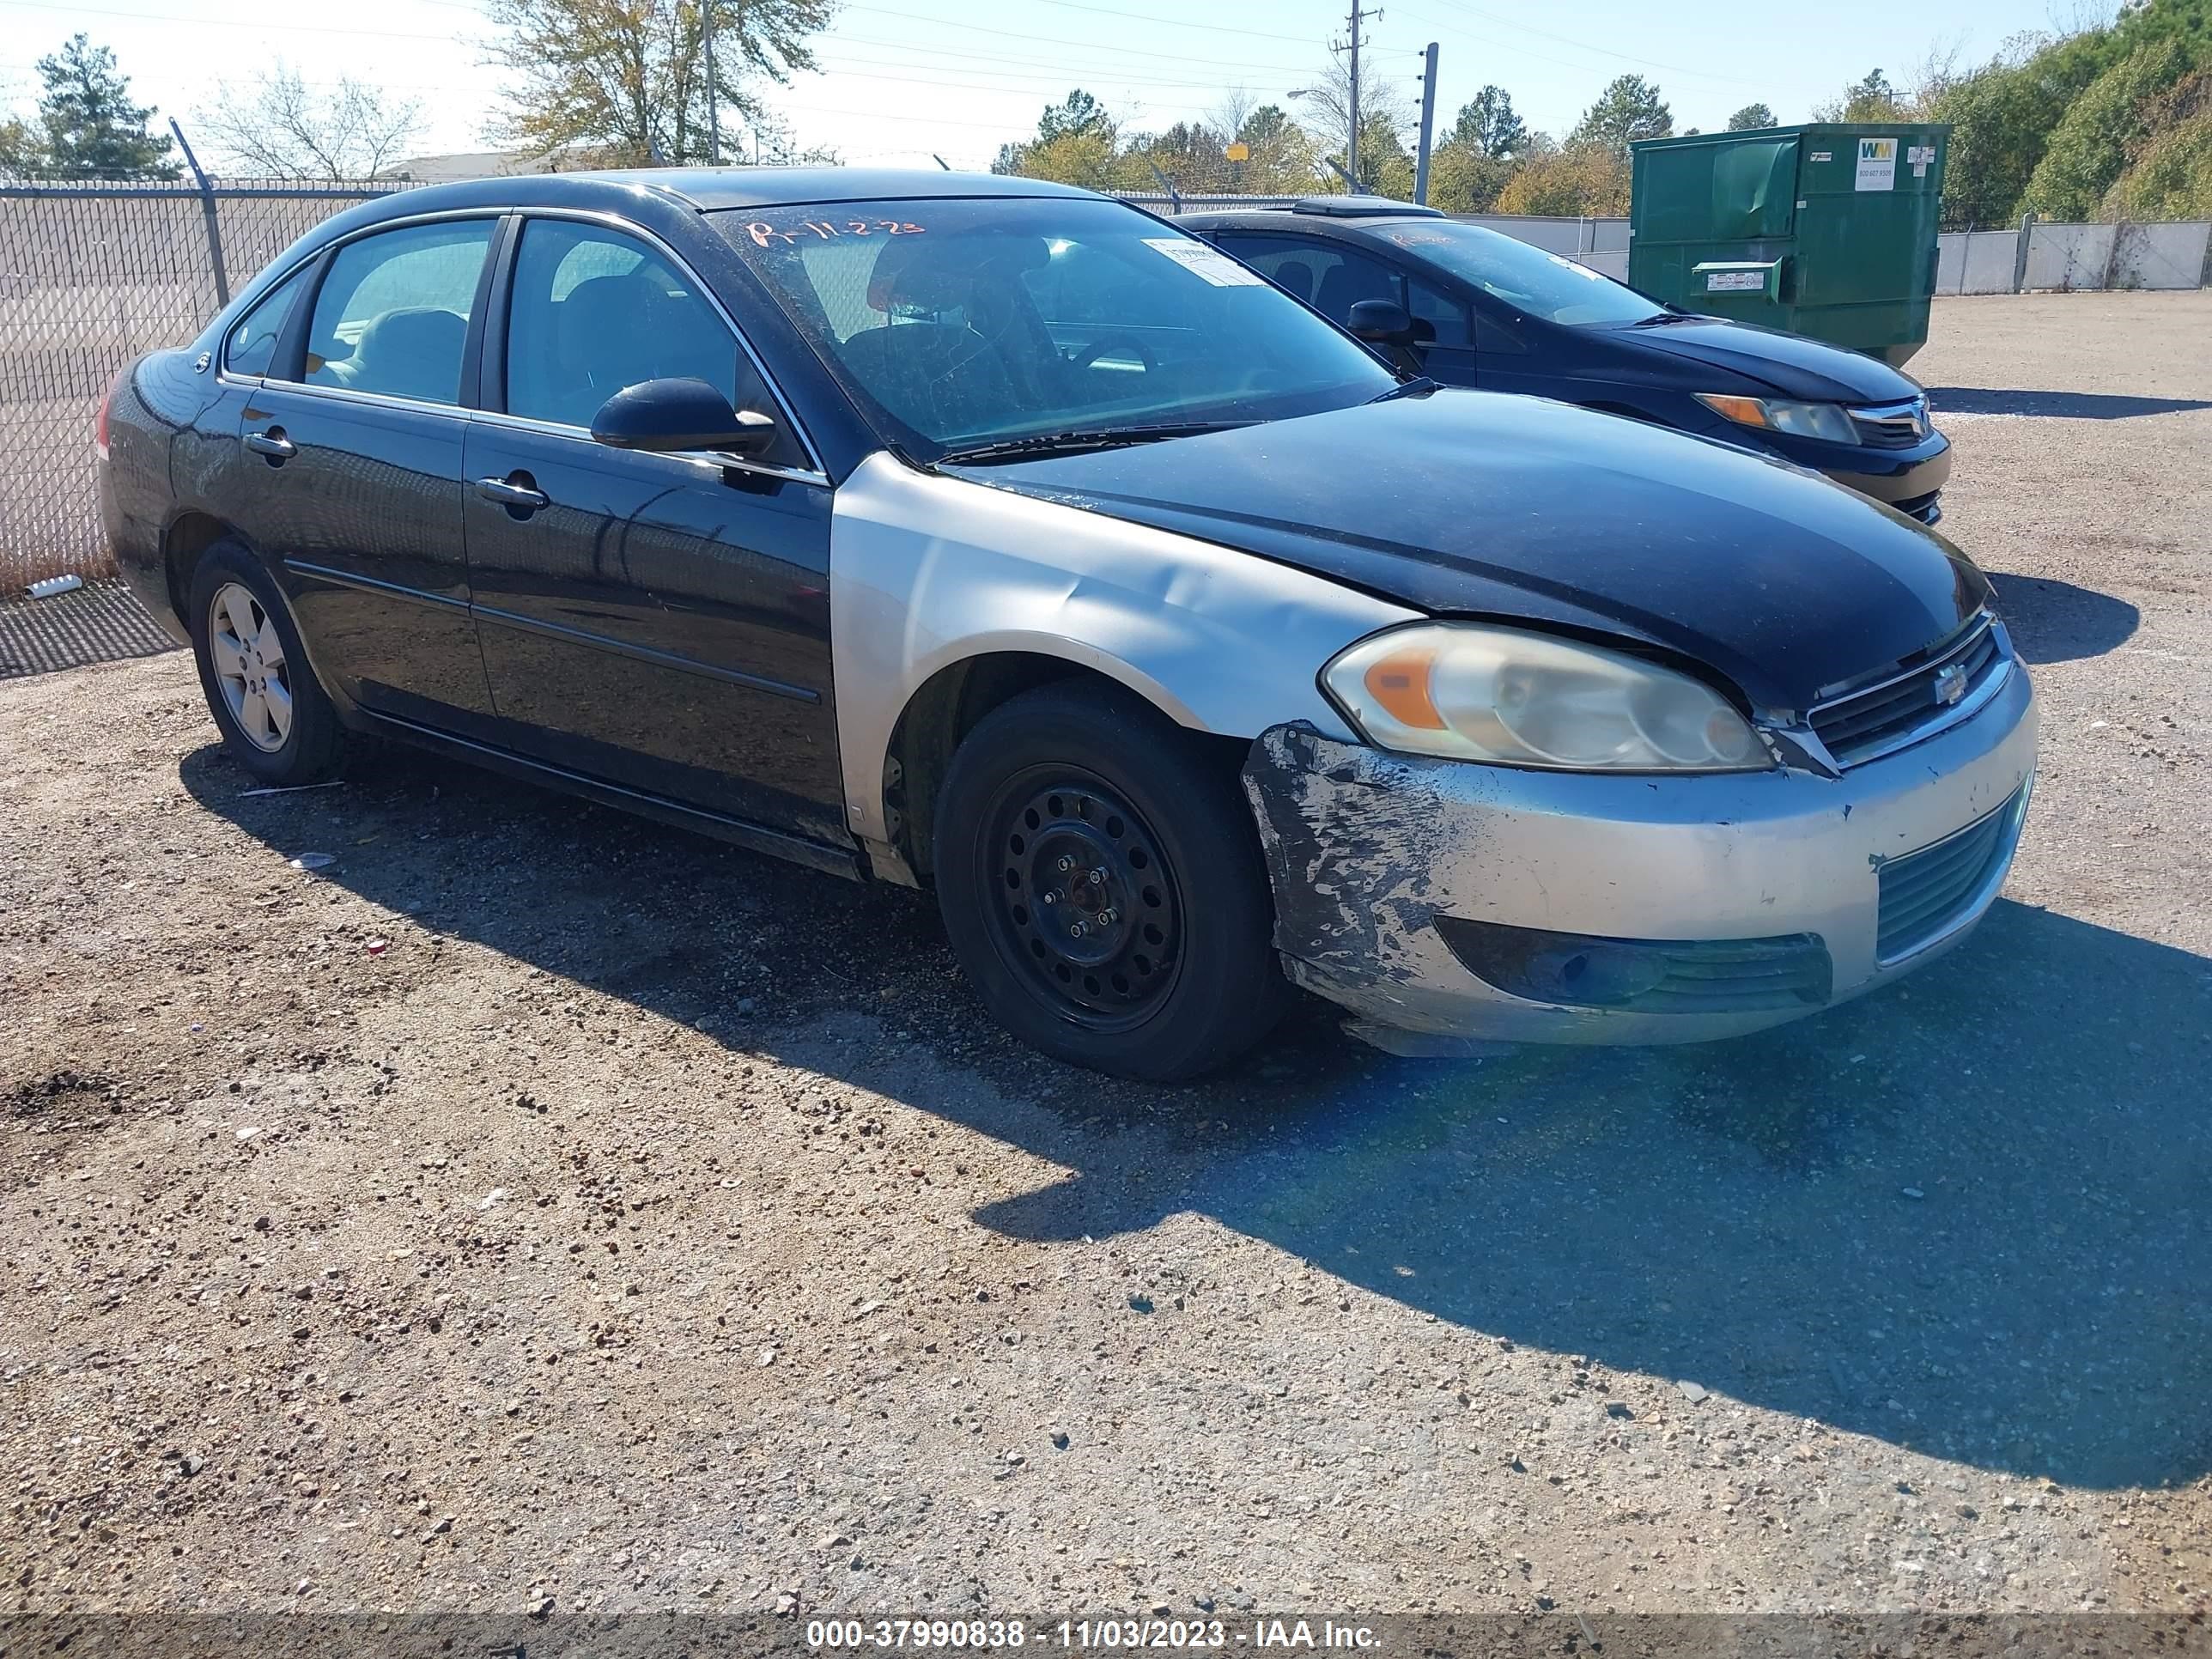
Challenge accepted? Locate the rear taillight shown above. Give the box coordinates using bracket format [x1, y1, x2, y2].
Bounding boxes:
[94, 380, 114, 463]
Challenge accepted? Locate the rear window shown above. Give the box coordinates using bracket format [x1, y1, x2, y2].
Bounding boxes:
[1375, 221, 1662, 327]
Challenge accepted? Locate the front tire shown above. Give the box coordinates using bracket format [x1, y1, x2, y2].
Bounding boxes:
[186, 539, 345, 786]
[933, 683, 1285, 1081]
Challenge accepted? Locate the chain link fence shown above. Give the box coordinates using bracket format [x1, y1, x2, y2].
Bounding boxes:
[1, 178, 410, 589]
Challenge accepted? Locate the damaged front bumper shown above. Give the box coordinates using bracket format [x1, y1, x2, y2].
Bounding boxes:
[1240, 661, 2038, 1045]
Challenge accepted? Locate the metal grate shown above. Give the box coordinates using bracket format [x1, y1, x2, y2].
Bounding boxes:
[1809, 617, 2008, 769]
[0, 178, 414, 591]
[1848, 397, 1930, 448]
[1875, 787, 2025, 961]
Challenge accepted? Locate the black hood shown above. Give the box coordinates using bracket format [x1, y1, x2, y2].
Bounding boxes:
[949, 388, 1986, 714]
[1607, 316, 1922, 404]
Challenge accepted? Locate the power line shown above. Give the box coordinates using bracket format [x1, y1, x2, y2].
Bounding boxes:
[1392, 0, 1765, 87]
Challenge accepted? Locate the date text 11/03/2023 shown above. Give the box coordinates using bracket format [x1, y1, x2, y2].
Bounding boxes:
[804, 1617, 1382, 1650]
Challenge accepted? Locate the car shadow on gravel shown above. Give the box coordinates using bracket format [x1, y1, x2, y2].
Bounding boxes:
[185, 741, 2212, 1494]
[1929, 386, 2212, 420]
[1983, 571, 2140, 664]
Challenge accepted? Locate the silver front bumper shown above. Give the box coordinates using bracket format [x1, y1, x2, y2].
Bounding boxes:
[1242, 659, 2038, 1044]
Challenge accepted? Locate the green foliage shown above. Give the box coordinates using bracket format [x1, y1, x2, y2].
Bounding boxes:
[1038, 89, 1114, 146]
[1494, 142, 1631, 216]
[1450, 86, 1528, 159]
[1920, 36, 2092, 228]
[2103, 70, 2212, 216]
[1425, 141, 1516, 212]
[1816, 68, 1909, 122]
[1569, 75, 1671, 160]
[7, 33, 177, 179]
[2023, 40, 2195, 217]
[1726, 104, 1777, 131]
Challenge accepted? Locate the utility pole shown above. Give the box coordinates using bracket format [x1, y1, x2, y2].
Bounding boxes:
[1413, 41, 1438, 206]
[1342, 1, 1382, 193]
[702, 0, 720, 164]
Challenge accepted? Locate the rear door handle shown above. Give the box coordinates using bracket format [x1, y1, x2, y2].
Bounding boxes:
[475, 476, 550, 511]
[244, 428, 295, 461]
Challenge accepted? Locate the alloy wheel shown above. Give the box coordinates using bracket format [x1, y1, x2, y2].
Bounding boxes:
[207, 581, 294, 753]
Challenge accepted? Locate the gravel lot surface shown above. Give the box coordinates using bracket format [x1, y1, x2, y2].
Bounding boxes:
[3, 291, 2207, 1626]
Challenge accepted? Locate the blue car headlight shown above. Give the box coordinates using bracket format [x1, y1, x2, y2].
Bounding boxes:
[1697, 392, 1860, 445]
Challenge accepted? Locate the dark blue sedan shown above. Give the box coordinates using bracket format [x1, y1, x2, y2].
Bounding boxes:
[1183, 198, 1952, 525]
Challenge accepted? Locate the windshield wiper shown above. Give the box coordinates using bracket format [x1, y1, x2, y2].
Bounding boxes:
[936, 422, 1245, 465]
[1369, 376, 1440, 402]
[1632, 309, 1704, 326]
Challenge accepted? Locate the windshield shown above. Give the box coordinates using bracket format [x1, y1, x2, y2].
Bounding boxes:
[714, 195, 1396, 457]
[1373, 221, 1664, 327]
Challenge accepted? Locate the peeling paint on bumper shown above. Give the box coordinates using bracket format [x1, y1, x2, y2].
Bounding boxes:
[1240, 661, 2038, 1045]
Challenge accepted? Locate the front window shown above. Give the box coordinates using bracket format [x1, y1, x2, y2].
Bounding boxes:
[1373, 221, 1663, 328]
[714, 196, 1395, 457]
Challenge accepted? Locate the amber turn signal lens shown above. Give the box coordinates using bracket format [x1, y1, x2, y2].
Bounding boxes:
[1697, 393, 1770, 428]
[1361, 648, 1448, 730]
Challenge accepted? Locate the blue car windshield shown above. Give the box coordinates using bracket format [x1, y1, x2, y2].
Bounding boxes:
[714, 196, 1396, 456]
[1373, 220, 1664, 327]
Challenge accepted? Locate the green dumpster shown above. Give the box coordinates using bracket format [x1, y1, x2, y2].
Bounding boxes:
[1628, 124, 1949, 365]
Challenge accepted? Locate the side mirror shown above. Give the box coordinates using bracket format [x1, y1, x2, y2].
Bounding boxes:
[590, 377, 777, 458]
[1347, 299, 1416, 348]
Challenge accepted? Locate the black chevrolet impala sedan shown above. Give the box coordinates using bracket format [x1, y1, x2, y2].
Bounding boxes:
[99, 168, 2036, 1079]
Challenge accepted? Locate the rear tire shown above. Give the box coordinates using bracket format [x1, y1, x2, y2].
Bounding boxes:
[186, 538, 345, 787]
[933, 682, 1285, 1081]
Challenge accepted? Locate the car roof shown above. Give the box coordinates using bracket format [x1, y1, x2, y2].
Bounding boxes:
[1175, 204, 1439, 236]
[354, 166, 1102, 221]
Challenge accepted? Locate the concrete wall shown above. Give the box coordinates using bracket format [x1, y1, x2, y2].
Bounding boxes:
[1937, 219, 2212, 295]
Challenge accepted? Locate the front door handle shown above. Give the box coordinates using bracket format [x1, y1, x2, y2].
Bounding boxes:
[244, 428, 295, 462]
[475, 475, 550, 512]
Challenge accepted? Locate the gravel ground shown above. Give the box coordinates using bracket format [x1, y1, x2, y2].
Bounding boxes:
[3, 291, 2208, 1626]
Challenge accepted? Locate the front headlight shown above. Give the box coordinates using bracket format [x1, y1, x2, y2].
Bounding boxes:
[1322, 623, 1770, 773]
[1697, 392, 1859, 445]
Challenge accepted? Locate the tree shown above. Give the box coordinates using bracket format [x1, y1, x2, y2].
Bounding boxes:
[1450, 85, 1528, 158]
[9, 34, 177, 179]
[485, 0, 830, 167]
[2102, 70, 2212, 218]
[1493, 140, 1630, 215]
[1726, 102, 1777, 131]
[1568, 74, 1671, 160]
[1038, 88, 1114, 145]
[1231, 103, 1321, 193]
[1816, 67, 1910, 122]
[1291, 43, 1414, 191]
[197, 65, 423, 179]
[1424, 139, 1514, 212]
[2024, 40, 2193, 217]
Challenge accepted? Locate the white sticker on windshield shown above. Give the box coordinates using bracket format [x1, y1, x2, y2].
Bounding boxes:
[1143, 238, 1267, 287]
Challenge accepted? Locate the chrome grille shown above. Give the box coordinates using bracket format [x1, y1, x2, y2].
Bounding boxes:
[1876, 787, 2026, 961]
[1849, 397, 1930, 448]
[1809, 617, 2009, 769]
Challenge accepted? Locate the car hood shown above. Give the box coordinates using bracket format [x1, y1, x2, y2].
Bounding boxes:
[948, 388, 1986, 714]
[1601, 316, 1921, 404]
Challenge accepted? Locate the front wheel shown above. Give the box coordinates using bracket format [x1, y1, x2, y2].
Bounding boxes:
[933, 683, 1285, 1081]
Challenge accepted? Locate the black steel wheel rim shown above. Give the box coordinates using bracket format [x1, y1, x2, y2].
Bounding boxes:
[980, 768, 1185, 1031]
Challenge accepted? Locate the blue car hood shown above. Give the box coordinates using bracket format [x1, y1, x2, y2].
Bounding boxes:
[1605, 316, 1922, 404]
[948, 388, 1986, 714]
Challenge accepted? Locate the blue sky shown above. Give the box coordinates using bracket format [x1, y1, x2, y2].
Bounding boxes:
[0, 0, 2117, 172]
